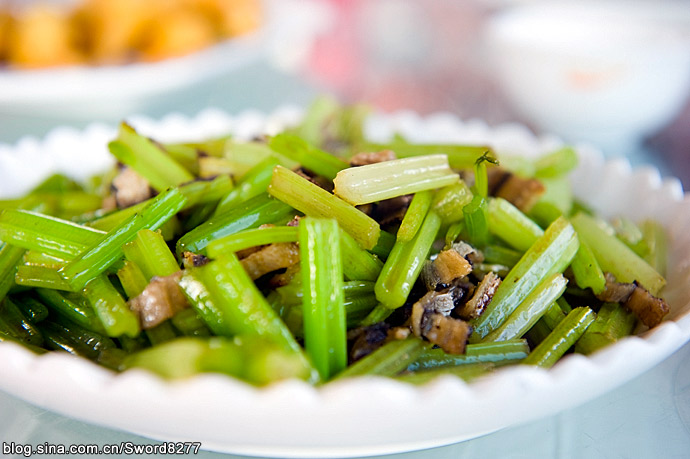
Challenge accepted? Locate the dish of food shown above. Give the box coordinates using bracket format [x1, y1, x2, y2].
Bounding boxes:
[0, 103, 688, 457]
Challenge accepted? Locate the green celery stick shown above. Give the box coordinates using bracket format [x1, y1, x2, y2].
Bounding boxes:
[444, 221, 464, 247]
[641, 219, 668, 277]
[375, 210, 441, 309]
[470, 216, 579, 340]
[432, 182, 473, 224]
[170, 308, 211, 337]
[145, 321, 178, 346]
[364, 142, 492, 169]
[534, 147, 578, 178]
[335, 336, 432, 379]
[12, 295, 49, 323]
[206, 226, 299, 258]
[369, 230, 395, 259]
[15, 265, 71, 290]
[35, 288, 104, 333]
[176, 193, 293, 256]
[528, 201, 563, 228]
[224, 141, 289, 178]
[299, 218, 347, 379]
[333, 155, 459, 206]
[397, 190, 434, 243]
[481, 274, 568, 342]
[571, 212, 665, 295]
[482, 245, 522, 267]
[116, 261, 149, 299]
[41, 313, 117, 361]
[463, 195, 489, 247]
[60, 188, 186, 291]
[109, 122, 194, 191]
[0, 298, 44, 347]
[269, 133, 348, 181]
[212, 157, 280, 218]
[339, 230, 383, 282]
[397, 363, 494, 384]
[408, 339, 529, 371]
[523, 307, 594, 368]
[359, 303, 393, 326]
[123, 229, 179, 280]
[82, 275, 140, 338]
[0, 242, 24, 301]
[293, 96, 340, 147]
[487, 197, 544, 251]
[269, 165, 380, 250]
[570, 239, 606, 294]
[473, 150, 498, 198]
[575, 303, 637, 355]
[0, 209, 105, 258]
[611, 217, 648, 257]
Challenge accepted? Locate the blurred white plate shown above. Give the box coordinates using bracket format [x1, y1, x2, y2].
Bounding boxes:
[0, 108, 689, 458]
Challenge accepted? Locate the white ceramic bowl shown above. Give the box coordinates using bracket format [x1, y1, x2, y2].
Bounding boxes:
[484, 1, 690, 153]
[0, 108, 689, 458]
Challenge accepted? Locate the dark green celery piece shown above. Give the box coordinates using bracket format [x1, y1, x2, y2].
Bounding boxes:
[82, 275, 140, 338]
[269, 133, 348, 181]
[176, 193, 293, 256]
[12, 295, 49, 323]
[359, 304, 393, 326]
[0, 209, 105, 258]
[444, 221, 464, 248]
[0, 330, 47, 354]
[206, 226, 299, 258]
[212, 157, 280, 218]
[482, 244, 522, 267]
[60, 188, 186, 291]
[470, 216, 579, 340]
[534, 147, 578, 178]
[432, 182, 473, 224]
[145, 322, 178, 346]
[35, 289, 104, 334]
[170, 308, 211, 337]
[0, 242, 24, 301]
[364, 141, 492, 170]
[375, 210, 441, 309]
[481, 274, 568, 343]
[0, 298, 44, 347]
[571, 212, 665, 295]
[299, 218, 347, 379]
[408, 339, 530, 372]
[339, 230, 383, 282]
[523, 307, 594, 368]
[15, 265, 71, 291]
[89, 175, 233, 232]
[463, 195, 489, 246]
[570, 239, 606, 294]
[397, 363, 494, 385]
[334, 336, 432, 379]
[123, 229, 179, 280]
[369, 230, 395, 259]
[487, 198, 544, 252]
[575, 303, 637, 355]
[124, 336, 312, 385]
[641, 219, 668, 277]
[39, 317, 117, 361]
[473, 150, 498, 198]
[109, 122, 194, 191]
[397, 190, 434, 243]
[269, 165, 380, 250]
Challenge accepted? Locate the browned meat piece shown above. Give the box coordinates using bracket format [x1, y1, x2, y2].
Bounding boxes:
[129, 271, 188, 329]
[487, 167, 545, 212]
[349, 149, 397, 166]
[181, 251, 209, 269]
[421, 243, 478, 290]
[451, 241, 484, 266]
[410, 290, 472, 354]
[595, 272, 637, 303]
[348, 322, 391, 362]
[624, 287, 669, 328]
[240, 242, 300, 280]
[111, 167, 153, 209]
[269, 264, 301, 287]
[456, 271, 501, 320]
[286, 215, 302, 227]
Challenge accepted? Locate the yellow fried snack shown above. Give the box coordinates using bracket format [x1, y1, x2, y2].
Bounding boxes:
[139, 7, 217, 61]
[213, 0, 262, 37]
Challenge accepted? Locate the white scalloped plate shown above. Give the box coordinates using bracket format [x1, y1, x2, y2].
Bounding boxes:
[0, 108, 689, 458]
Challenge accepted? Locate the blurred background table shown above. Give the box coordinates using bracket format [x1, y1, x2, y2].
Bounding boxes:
[0, 0, 689, 457]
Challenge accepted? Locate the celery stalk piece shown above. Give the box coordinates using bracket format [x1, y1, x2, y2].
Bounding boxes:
[398, 190, 434, 243]
[109, 122, 194, 191]
[528, 201, 563, 228]
[0, 242, 24, 301]
[35, 288, 104, 333]
[364, 142, 493, 169]
[269, 133, 348, 181]
[487, 198, 544, 252]
[176, 193, 294, 256]
[0, 209, 105, 258]
[571, 212, 666, 295]
[432, 182, 473, 224]
[206, 226, 299, 258]
[482, 245, 522, 268]
[570, 239, 606, 294]
[89, 175, 233, 232]
[335, 336, 432, 379]
[15, 265, 71, 291]
[396, 363, 494, 385]
[13, 296, 49, 323]
[534, 147, 578, 178]
[641, 219, 668, 277]
[575, 303, 637, 355]
[470, 216, 579, 340]
[359, 303, 393, 326]
[171, 308, 211, 337]
[224, 140, 290, 178]
[39, 318, 117, 361]
[269, 165, 380, 250]
[123, 229, 179, 280]
[369, 230, 395, 259]
[339, 230, 383, 282]
[409, 339, 529, 371]
[481, 274, 568, 342]
[0, 298, 44, 347]
[375, 210, 442, 309]
[212, 157, 280, 218]
[145, 322, 178, 346]
[463, 195, 489, 247]
[473, 151, 498, 198]
[116, 260, 149, 299]
[333, 155, 459, 206]
[82, 275, 140, 338]
[294, 96, 340, 147]
[299, 218, 347, 380]
[523, 307, 595, 368]
[60, 188, 186, 291]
